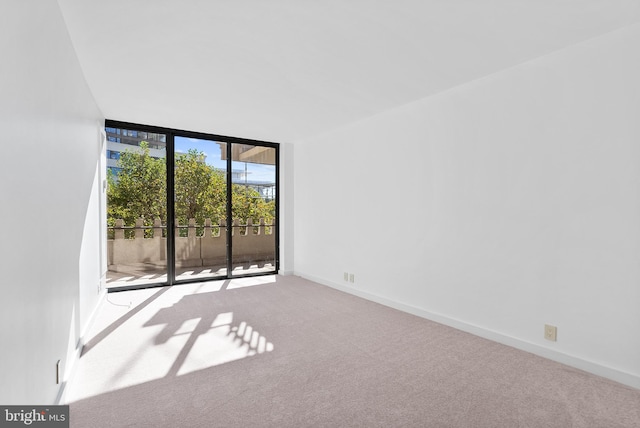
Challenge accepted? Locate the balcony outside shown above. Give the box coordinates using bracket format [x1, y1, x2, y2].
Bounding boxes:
[105, 126, 277, 289]
[106, 218, 276, 288]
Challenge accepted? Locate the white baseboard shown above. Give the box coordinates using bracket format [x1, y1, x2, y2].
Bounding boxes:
[278, 270, 294, 276]
[55, 288, 108, 404]
[296, 272, 640, 391]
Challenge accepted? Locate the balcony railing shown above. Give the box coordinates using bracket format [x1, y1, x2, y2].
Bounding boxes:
[107, 217, 275, 270]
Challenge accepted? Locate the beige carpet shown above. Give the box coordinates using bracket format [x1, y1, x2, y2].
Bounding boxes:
[66, 275, 640, 427]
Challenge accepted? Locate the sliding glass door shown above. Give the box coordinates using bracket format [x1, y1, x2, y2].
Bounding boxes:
[173, 137, 228, 282]
[105, 127, 168, 288]
[230, 144, 277, 276]
[105, 121, 278, 290]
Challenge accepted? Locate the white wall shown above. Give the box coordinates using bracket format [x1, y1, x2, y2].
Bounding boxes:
[0, 1, 104, 404]
[279, 143, 295, 275]
[294, 24, 640, 388]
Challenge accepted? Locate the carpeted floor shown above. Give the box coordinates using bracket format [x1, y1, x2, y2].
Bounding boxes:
[66, 275, 640, 427]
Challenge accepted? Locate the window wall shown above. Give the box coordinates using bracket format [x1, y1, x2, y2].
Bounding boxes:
[105, 121, 278, 291]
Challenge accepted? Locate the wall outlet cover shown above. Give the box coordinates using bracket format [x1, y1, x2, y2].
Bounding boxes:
[544, 324, 557, 342]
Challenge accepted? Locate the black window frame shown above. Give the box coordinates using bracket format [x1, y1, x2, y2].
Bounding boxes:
[105, 119, 280, 292]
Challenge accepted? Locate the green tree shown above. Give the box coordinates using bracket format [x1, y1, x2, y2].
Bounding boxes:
[107, 143, 274, 237]
[232, 185, 275, 225]
[107, 142, 166, 236]
[174, 149, 226, 226]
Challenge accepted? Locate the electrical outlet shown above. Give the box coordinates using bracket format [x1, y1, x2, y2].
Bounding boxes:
[349, 273, 355, 283]
[544, 324, 557, 342]
[344, 272, 349, 281]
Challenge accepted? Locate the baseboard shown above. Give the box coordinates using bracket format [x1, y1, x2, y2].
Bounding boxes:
[278, 270, 294, 276]
[296, 272, 640, 391]
[55, 288, 108, 404]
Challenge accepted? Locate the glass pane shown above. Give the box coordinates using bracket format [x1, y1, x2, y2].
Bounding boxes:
[174, 137, 228, 281]
[231, 144, 277, 276]
[106, 127, 168, 288]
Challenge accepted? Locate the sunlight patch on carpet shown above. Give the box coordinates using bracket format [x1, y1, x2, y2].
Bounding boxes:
[176, 312, 274, 376]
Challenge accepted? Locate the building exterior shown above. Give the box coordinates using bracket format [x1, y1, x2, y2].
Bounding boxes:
[105, 126, 167, 175]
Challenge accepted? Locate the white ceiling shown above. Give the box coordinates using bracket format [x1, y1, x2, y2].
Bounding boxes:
[57, 0, 640, 143]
